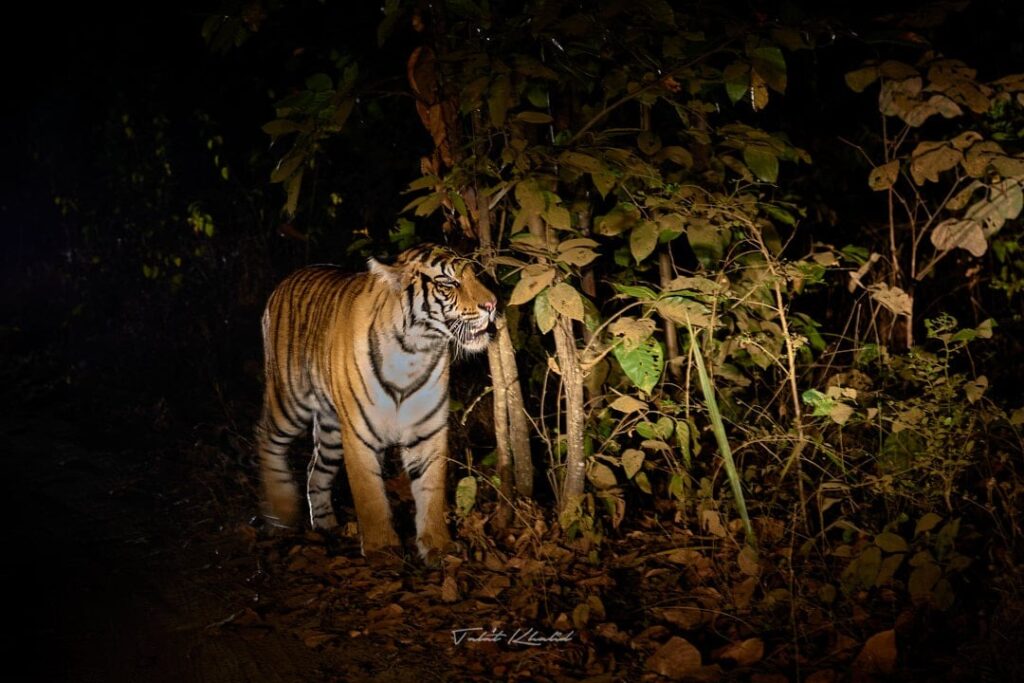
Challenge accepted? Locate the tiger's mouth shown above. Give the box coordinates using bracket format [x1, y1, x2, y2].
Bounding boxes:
[451, 318, 495, 352]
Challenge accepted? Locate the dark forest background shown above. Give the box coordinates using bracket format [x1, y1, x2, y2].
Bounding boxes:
[3, 1, 1024, 681]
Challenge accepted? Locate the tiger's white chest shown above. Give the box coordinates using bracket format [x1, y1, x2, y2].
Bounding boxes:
[361, 331, 449, 445]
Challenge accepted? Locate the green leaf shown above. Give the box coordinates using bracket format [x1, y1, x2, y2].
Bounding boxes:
[455, 476, 477, 517]
[560, 151, 606, 174]
[545, 205, 571, 230]
[801, 389, 833, 417]
[270, 150, 305, 184]
[305, 73, 333, 92]
[622, 449, 645, 479]
[591, 170, 617, 199]
[534, 288, 556, 334]
[686, 220, 724, 266]
[489, 74, 511, 128]
[630, 220, 659, 263]
[762, 202, 797, 226]
[587, 461, 618, 489]
[668, 474, 686, 501]
[377, 0, 401, 46]
[875, 532, 909, 553]
[613, 337, 664, 394]
[262, 119, 304, 139]
[845, 65, 880, 93]
[548, 282, 585, 322]
[750, 46, 787, 93]
[723, 62, 750, 104]
[637, 131, 662, 155]
[743, 144, 779, 183]
[654, 297, 712, 327]
[595, 203, 641, 236]
[515, 111, 553, 124]
[611, 282, 658, 300]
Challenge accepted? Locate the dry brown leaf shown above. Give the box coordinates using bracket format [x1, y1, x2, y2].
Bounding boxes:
[931, 218, 987, 257]
[853, 629, 898, 675]
[631, 624, 671, 651]
[367, 579, 403, 600]
[441, 575, 460, 603]
[665, 548, 704, 566]
[732, 576, 758, 609]
[713, 637, 765, 666]
[699, 509, 728, 538]
[646, 636, 703, 680]
[595, 622, 630, 644]
[869, 283, 913, 317]
[653, 606, 704, 630]
[868, 160, 899, 191]
[962, 140, 1004, 177]
[475, 574, 511, 599]
[737, 545, 761, 576]
[910, 141, 963, 185]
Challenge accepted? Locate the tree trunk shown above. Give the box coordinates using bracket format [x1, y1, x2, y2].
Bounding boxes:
[475, 184, 533, 501]
[553, 315, 587, 512]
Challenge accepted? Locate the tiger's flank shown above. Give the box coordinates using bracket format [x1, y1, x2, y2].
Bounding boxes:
[255, 244, 497, 563]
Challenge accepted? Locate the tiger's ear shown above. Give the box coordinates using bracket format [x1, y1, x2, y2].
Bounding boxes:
[368, 258, 403, 290]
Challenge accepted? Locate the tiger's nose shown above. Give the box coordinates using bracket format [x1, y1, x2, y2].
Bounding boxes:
[480, 298, 497, 314]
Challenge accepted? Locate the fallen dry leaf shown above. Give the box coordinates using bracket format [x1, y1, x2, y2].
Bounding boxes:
[652, 605, 704, 630]
[713, 637, 765, 666]
[732, 576, 758, 609]
[646, 636, 703, 680]
[441, 575, 460, 603]
[854, 629, 897, 675]
[595, 622, 630, 645]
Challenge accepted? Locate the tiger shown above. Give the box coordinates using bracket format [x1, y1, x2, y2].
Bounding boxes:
[255, 244, 497, 563]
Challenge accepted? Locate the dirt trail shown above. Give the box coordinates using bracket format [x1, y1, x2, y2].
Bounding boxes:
[2, 406, 339, 682]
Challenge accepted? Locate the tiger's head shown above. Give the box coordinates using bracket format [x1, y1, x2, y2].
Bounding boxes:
[369, 244, 497, 353]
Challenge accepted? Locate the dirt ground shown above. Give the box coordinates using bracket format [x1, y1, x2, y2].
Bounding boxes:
[3, 355, 1021, 683]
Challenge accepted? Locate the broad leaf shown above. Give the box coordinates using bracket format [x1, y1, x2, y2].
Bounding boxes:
[630, 220, 659, 263]
[534, 288, 556, 334]
[548, 282, 585, 322]
[743, 144, 779, 183]
[613, 336, 664, 394]
[868, 160, 899, 191]
[509, 264, 555, 306]
[622, 449, 645, 479]
[931, 218, 986, 256]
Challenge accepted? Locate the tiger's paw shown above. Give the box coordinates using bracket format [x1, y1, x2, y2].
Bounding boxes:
[364, 545, 406, 569]
[418, 536, 463, 568]
[261, 500, 300, 531]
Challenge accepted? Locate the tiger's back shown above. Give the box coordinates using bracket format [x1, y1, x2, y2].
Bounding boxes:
[255, 245, 496, 562]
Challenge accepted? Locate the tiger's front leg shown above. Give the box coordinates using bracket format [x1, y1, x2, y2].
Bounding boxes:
[403, 427, 456, 563]
[339, 430, 401, 555]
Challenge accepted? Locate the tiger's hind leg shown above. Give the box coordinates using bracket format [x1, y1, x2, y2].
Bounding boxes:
[308, 411, 342, 529]
[256, 388, 311, 529]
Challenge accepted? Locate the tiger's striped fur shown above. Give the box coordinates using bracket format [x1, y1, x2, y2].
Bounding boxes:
[256, 244, 496, 561]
